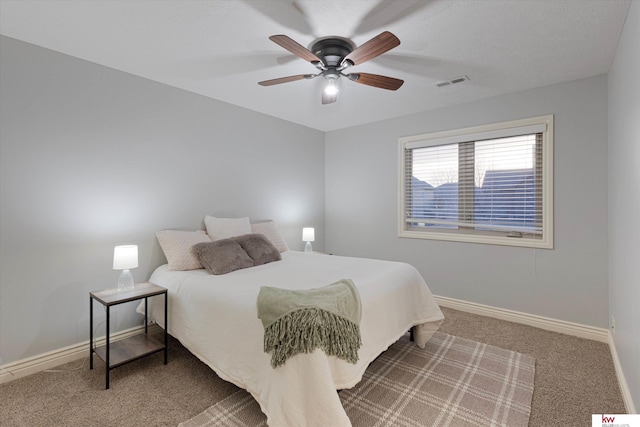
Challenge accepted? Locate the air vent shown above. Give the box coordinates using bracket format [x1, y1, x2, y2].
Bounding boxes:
[435, 75, 469, 87]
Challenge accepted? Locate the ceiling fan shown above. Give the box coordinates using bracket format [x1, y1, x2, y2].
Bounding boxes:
[258, 31, 404, 104]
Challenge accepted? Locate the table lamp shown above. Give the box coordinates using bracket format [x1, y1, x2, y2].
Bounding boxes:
[113, 245, 138, 292]
[302, 227, 315, 253]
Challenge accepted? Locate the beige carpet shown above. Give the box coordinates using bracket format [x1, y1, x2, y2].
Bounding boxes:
[0, 307, 625, 426]
[180, 332, 535, 427]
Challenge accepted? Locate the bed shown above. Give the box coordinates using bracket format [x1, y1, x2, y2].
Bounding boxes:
[144, 250, 444, 426]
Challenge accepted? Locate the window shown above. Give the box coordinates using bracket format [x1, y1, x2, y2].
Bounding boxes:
[398, 115, 553, 248]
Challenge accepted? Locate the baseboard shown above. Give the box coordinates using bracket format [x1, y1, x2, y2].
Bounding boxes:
[0, 325, 145, 384]
[434, 295, 609, 343]
[608, 331, 637, 414]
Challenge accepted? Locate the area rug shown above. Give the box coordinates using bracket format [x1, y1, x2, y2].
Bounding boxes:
[178, 332, 535, 427]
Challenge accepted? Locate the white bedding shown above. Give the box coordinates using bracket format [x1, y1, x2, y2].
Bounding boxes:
[144, 251, 444, 427]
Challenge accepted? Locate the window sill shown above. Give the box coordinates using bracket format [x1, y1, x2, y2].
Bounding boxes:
[398, 229, 553, 249]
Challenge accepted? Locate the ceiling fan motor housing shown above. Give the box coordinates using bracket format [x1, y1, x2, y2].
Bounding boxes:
[310, 37, 356, 67]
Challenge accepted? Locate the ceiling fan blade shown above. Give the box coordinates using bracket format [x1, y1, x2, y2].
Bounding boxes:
[258, 74, 314, 86]
[342, 31, 400, 66]
[269, 35, 323, 64]
[348, 73, 404, 90]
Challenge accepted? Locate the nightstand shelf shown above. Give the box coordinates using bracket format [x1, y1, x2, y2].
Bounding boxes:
[93, 333, 165, 368]
[90, 282, 168, 389]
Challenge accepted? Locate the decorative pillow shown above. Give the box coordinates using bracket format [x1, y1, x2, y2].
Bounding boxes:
[192, 240, 255, 275]
[234, 233, 282, 266]
[204, 216, 252, 241]
[250, 220, 289, 252]
[156, 230, 211, 271]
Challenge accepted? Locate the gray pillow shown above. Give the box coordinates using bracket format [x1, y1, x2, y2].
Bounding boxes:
[192, 240, 255, 275]
[234, 233, 282, 266]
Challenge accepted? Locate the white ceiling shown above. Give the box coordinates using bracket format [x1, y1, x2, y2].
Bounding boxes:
[0, 0, 630, 132]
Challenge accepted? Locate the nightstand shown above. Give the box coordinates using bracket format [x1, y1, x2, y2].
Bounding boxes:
[89, 282, 168, 389]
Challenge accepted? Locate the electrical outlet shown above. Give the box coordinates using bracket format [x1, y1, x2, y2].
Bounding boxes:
[611, 315, 616, 336]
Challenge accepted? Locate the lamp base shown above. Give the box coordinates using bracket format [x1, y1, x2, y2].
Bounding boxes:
[118, 269, 135, 292]
[304, 241, 313, 253]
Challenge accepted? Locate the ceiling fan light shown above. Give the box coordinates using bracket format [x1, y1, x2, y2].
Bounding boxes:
[324, 79, 339, 95]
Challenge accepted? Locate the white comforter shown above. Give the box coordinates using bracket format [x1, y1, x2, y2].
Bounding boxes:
[144, 251, 443, 427]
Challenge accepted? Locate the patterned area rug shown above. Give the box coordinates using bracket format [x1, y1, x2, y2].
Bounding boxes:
[179, 332, 535, 427]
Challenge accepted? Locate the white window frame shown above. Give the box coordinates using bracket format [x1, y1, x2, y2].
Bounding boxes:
[398, 115, 554, 249]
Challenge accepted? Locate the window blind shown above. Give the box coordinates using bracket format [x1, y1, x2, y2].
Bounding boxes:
[399, 115, 553, 248]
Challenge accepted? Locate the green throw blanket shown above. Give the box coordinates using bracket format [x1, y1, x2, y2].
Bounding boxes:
[257, 279, 362, 368]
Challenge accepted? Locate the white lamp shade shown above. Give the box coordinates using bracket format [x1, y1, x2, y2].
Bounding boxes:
[302, 227, 315, 242]
[113, 245, 138, 270]
[324, 79, 339, 95]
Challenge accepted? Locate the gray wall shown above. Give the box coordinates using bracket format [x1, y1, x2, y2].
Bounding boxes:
[0, 37, 325, 365]
[608, 0, 640, 410]
[325, 75, 609, 328]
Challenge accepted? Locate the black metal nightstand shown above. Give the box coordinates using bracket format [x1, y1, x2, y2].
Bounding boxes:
[89, 282, 167, 389]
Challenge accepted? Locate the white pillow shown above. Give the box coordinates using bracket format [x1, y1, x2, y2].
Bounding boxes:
[156, 230, 211, 271]
[251, 220, 289, 252]
[204, 216, 252, 241]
